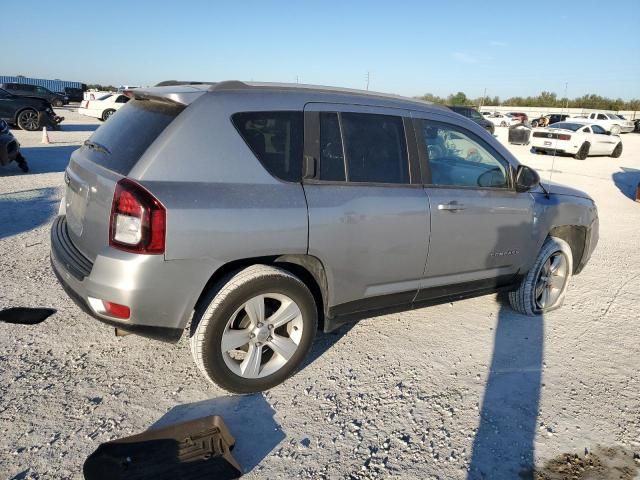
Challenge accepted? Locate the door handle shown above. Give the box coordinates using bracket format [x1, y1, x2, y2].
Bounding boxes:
[437, 202, 466, 212]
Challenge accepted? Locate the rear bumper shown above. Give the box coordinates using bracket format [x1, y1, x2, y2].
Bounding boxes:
[78, 107, 101, 119]
[50, 215, 215, 343]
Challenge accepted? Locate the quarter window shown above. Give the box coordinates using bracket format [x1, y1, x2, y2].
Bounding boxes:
[341, 113, 409, 184]
[232, 111, 304, 182]
[591, 125, 606, 134]
[420, 120, 509, 188]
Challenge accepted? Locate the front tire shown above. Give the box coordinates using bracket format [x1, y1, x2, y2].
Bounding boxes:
[574, 142, 590, 160]
[190, 265, 318, 393]
[53, 99, 64, 107]
[610, 142, 623, 158]
[610, 125, 621, 135]
[508, 237, 573, 316]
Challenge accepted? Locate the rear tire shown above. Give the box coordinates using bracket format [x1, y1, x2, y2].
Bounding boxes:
[102, 109, 115, 121]
[574, 142, 590, 160]
[610, 142, 623, 158]
[16, 109, 40, 131]
[500, 121, 507, 127]
[190, 265, 318, 393]
[53, 99, 64, 107]
[508, 237, 573, 316]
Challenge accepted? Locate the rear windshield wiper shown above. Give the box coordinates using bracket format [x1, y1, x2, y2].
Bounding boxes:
[83, 140, 111, 155]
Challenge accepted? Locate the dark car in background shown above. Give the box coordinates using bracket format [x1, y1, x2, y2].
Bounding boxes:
[63, 87, 85, 102]
[508, 112, 528, 123]
[0, 82, 68, 107]
[531, 114, 570, 127]
[447, 105, 495, 134]
[0, 87, 60, 131]
[0, 119, 28, 172]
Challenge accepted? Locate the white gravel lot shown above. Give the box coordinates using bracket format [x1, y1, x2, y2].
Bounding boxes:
[1, 107, 639, 479]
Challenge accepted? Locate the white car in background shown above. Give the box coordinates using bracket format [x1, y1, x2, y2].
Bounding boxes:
[583, 112, 634, 135]
[531, 120, 622, 160]
[486, 112, 519, 127]
[78, 93, 130, 121]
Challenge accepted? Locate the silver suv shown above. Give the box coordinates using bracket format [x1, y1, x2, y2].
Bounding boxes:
[51, 81, 598, 393]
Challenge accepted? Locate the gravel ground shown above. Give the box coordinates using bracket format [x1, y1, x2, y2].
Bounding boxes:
[1, 108, 639, 479]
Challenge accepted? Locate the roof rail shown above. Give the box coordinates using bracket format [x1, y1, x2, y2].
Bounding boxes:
[155, 80, 215, 87]
[208, 80, 250, 91]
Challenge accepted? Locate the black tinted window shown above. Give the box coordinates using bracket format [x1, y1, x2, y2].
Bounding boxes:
[421, 120, 508, 188]
[84, 99, 183, 175]
[233, 111, 303, 182]
[341, 113, 409, 184]
[319, 112, 345, 181]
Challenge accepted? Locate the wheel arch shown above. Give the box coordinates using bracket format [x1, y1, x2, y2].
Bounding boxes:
[548, 225, 587, 274]
[191, 254, 329, 332]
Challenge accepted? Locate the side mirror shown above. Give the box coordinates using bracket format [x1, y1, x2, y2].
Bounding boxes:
[515, 165, 540, 192]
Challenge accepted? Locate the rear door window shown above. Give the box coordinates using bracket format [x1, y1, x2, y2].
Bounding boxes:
[319, 112, 345, 181]
[341, 112, 409, 184]
[232, 111, 304, 182]
[83, 99, 184, 175]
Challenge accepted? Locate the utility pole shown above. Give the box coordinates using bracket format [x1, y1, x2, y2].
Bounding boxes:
[479, 87, 487, 110]
[296, 75, 300, 84]
[564, 82, 569, 115]
[365, 71, 370, 91]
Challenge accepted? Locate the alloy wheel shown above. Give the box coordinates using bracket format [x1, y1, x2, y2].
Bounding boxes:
[535, 252, 568, 309]
[221, 293, 304, 379]
[19, 111, 39, 131]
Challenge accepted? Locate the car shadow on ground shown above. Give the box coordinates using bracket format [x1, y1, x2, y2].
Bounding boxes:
[0, 145, 77, 176]
[612, 167, 640, 201]
[301, 321, 355, 370]
[467, 304, 544, 479]
[0, 187, 60, 239]
[150, 393, 285, 474]
[60, 124, 99, 132]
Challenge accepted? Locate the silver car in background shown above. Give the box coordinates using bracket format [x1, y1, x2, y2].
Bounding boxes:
[51, 81, 598, 393]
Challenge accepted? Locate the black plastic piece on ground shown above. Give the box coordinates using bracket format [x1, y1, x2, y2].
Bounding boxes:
[83, 415, 242, 480]
[0, 307, 56, 324]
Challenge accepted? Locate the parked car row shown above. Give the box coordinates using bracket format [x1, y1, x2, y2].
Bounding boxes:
[0, 82, 68, 107]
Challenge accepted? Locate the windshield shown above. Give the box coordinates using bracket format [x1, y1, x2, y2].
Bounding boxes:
[549, 122, 584, 131]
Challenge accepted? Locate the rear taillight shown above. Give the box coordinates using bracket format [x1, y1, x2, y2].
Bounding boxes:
[109, 178, 166, 254]
[558, 134, 571, 141]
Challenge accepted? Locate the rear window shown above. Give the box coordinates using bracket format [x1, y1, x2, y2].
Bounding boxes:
[83, 99, 183, 175]
[232, 111, 303, 182]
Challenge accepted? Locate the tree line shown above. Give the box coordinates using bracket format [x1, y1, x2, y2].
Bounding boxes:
[417, 91, 640, 111]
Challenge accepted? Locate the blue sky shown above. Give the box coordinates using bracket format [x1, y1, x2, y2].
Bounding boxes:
[4, 0, 639, 99]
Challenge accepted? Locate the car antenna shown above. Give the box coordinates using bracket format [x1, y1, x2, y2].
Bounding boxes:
[543, 82, 568, 199]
